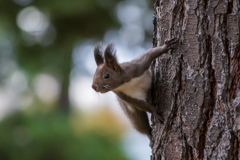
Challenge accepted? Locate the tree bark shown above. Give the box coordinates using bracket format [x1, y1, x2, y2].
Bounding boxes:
[150, 0, 240, 159]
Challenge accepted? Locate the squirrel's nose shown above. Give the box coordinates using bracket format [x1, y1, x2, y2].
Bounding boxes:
[92, 84, 98, 91]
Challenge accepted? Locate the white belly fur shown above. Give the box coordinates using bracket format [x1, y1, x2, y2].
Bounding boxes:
[114, 70, 152, 101]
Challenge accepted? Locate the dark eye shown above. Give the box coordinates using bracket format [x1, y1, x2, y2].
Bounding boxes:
[104, 74, 109, 79]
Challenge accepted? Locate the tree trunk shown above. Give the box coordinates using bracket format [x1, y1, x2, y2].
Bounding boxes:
[150, 0, 240, 159]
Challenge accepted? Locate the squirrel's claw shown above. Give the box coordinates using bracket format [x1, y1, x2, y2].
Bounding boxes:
[153, 111, 164, 124]
[164, 38, 179, 50]
[164, 37, 178, 45]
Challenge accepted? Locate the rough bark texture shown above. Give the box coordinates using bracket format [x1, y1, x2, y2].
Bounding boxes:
[150, 0, 240, 159]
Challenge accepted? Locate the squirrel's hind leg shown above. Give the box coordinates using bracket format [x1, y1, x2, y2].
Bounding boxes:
[128, 110, 153, 147]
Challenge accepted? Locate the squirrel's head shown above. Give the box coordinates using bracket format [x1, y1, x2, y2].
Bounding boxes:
[92, 43, 124, 93]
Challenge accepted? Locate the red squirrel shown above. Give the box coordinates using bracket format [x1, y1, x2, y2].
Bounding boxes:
[92, 38, 178, 146]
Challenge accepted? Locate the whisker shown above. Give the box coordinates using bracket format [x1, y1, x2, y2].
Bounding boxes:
[106, 85, 110, 87]
[104, 85, 111, 89]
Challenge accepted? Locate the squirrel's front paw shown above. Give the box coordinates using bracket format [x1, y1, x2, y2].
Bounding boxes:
[164, 38, 179, 50]
[152, 110, 164, 124]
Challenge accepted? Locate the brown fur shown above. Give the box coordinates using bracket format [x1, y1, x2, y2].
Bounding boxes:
[92, 38, 178, 146]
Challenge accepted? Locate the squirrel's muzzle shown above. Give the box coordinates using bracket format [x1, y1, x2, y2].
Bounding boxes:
[92, 84, 98, 91]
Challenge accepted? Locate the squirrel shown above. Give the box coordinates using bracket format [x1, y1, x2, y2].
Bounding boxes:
[92, 38, 178, 146]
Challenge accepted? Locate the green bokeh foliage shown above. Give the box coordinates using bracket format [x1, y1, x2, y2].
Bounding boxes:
[0, 112, 128, 160]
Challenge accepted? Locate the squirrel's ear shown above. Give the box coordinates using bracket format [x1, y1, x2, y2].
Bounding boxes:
[104, 43, 122, 72]
[94, 43, 104, 66]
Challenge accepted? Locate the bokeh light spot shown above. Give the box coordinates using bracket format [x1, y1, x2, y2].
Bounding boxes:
[17, 6, 49, 36]
[33, 74, 60, 104]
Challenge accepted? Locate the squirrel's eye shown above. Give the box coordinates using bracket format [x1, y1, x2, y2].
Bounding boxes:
[104, 74, 109, 79]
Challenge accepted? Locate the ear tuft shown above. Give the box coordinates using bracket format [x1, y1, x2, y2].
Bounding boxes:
[104, 43, 122, 72]
[104, 43, 116, 57]
[94, 43, 104, 66]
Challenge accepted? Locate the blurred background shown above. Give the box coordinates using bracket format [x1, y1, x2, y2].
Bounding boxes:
[0, 0, 154, 159]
